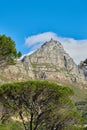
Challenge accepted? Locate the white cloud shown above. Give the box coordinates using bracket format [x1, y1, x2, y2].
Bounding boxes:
[25, 32, 58, 46]
[25, 32, 87, 64]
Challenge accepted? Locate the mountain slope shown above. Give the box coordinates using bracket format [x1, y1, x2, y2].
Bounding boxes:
[0, 39, 87, 102]
[24, 39, 85, 84]
[0, 39, 86, 86]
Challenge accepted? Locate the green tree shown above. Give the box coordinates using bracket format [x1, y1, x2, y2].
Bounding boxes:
[0, 80, 82, 130]
[0, 34, 22, 67]
[17, 51, 22, 58]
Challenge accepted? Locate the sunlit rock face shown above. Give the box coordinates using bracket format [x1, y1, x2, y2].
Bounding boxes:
[0, 39, 86, 85]
[27, 39, 85, 83]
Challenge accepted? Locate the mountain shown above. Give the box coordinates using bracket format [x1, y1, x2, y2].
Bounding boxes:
[22, 39, 85, 84]
[0, 39, 86, 86]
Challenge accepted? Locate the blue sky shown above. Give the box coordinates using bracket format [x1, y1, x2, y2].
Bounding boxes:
[0, 0, 87, 63]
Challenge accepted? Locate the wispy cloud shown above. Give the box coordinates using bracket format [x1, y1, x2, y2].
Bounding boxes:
[25, 32, 87, 64]
[25, 32, 58, 50]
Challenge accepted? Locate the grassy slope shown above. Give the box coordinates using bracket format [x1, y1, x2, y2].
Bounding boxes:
[70, 84, 87, 102]
[0, 121, 23, 130]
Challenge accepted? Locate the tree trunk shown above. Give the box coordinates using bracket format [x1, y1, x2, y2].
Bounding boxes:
[30, 113, 33, 130]
[34, 124, 38, 130]
[19, 111, 28, 130]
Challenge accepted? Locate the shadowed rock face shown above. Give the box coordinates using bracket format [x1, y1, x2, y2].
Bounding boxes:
[0, 39, 86, 84]
[79, 61, 87, 81]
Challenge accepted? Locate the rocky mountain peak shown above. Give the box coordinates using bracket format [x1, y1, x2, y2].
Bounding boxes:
[27, 39, 85, 83]
[41, 38, 62, 48]
[0, 39, 86, 85]
[40, 39, 64, 54]
[29, 39, 74, 68]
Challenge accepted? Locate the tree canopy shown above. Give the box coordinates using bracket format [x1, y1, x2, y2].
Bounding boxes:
[0, 80, 82, 130]
[0, 34, 22, 67]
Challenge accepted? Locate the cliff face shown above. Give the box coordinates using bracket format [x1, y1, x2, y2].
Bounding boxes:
[0, 61, 34, 83]
[0, 39, 86, 85]
[79, 61, 87, 81]
[27, 39, 85, 83]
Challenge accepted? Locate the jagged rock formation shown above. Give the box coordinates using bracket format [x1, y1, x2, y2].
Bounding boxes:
[27, 39, 85, 83]
[0, 60, 34, 84]
[0, 39, 86, 85]
[79, 60, 87, 80]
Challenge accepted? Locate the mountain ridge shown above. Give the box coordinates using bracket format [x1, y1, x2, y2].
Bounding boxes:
[28, 39, 84, 82]
[0, 39, 86, 87]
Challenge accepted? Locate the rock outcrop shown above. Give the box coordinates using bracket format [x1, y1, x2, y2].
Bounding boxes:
[27, 39, 85, 83]
[0, 39, 86, 85]
[79, 61, 87, 81]
[0, 59, 34, 84]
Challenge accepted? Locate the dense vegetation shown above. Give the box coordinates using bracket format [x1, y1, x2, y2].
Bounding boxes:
[0, 34, 22, 67]
[0, 80, 82, 130]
